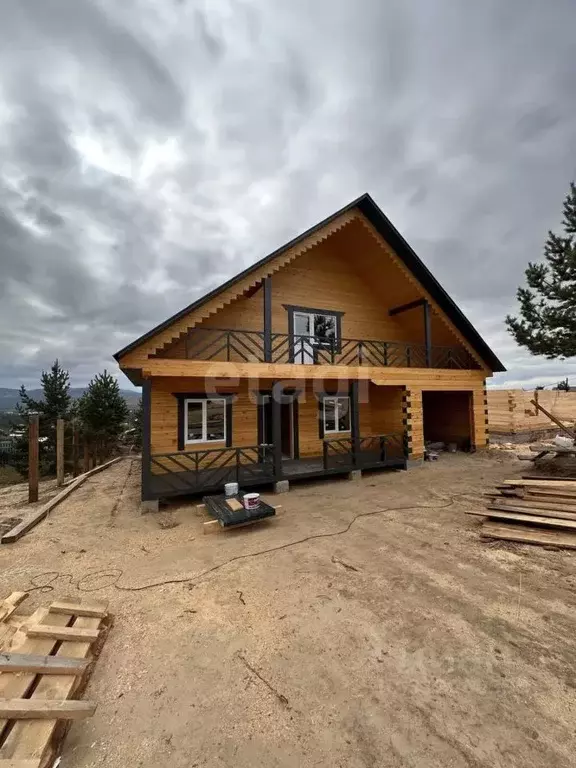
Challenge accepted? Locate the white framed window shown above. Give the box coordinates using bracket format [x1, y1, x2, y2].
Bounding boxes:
[185, 398, 226, 444]
[323, 396, 351, 434]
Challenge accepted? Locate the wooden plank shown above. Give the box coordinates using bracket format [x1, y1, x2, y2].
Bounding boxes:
[472, 505, 576, 522]
[0, 700, 95, 721]
[0, 595, 28, 624]
[488, 497, 576, 515]
[0, 760, 41, 768]
[48, 600, 107, 619]
[472, 508, 576, 529]
[56, 419, 65, 488]
[26, 626, 99, 643]
[530, 398, 576, 439]
[481, 521, 576, 549]
[0, 654, 89, 676]
[503, 478, 576, 489]
[522, 474, 576, 481]
[0, 609, 70, 738]
[1, 613, 106, 763]
[28, 416, 39, 505]
[1, 457, 126, 544]
[526, 488, 576, 499]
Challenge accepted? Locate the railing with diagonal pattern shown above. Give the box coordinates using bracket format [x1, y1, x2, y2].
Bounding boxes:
[323, 433, 407, 471]
[172, 327, 478, 369]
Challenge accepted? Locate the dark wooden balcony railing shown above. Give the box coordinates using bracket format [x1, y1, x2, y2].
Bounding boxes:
[148, 434, 407, 497]
[323, 433, 406, 471]
[177, 327, 479, 369]
[150, 445, 275, 496]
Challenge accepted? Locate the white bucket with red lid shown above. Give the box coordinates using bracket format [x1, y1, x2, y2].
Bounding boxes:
[243, 493, 260, 510]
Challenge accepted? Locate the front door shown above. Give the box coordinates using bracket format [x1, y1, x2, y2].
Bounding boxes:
[259, 395, 298, 459]
[293, 312, 315, 364]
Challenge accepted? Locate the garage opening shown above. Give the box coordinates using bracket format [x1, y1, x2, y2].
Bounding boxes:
[422, 391, 473, 451]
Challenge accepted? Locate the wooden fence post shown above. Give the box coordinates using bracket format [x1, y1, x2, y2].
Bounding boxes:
[28, 414, 39, 504]
[83, 442, 90, 473]
[56, 418, 65, 487]
[72, 423, 80, 478]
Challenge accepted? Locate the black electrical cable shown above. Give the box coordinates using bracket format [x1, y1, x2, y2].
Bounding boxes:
[27, 498, 459, 595]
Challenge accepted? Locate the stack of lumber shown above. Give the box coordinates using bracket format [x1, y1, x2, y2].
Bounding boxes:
[0, 594, 109, 767]
[470, 477, 576, 549]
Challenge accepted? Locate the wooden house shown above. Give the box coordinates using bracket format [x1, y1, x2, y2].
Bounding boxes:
[114, 194, 505, 507]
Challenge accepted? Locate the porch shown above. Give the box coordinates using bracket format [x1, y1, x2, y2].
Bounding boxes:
[147, 434, 406, 499]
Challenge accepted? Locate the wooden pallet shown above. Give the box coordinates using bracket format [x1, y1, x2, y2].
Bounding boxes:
[474, 478, 576, 549]
[0, 596, 109, 767]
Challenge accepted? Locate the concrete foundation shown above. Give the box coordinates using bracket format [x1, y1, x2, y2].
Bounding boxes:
[348, 470, 362, 481]
[140, 499, 159, 514]
[406, 459, 424, 469]
[274, 480, 290, 494]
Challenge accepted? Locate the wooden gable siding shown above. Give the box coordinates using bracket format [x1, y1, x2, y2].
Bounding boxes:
[119, 210, 357, 368]
[163, 217, 470, 359]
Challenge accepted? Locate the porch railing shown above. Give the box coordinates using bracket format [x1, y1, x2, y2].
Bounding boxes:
[148, 433, 407, 497]
[177, 327, 478, 369]
[149, 445, 274, 496]
[323, 433, 406, 471]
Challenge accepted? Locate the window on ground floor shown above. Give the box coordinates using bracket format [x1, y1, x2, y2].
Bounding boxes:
[185, 398, 226, 443]
[323, 396, 351, 434]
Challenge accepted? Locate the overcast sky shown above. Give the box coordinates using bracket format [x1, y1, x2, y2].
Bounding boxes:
[1, 0, 575, 391]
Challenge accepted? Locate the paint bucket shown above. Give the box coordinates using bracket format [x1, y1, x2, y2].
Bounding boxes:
[243, 493, 260, 510]
[225, 482, 239, 497]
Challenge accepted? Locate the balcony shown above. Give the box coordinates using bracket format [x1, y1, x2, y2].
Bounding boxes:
[166, 327, 479, 369]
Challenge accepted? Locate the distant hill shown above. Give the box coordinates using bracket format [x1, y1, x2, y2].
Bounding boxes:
[0, 387, 141, 412]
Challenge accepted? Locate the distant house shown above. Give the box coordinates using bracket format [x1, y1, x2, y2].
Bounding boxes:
[114, 193, 504, 505]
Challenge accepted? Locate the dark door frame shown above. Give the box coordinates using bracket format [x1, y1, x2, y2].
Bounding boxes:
[255, 388, 300, 461]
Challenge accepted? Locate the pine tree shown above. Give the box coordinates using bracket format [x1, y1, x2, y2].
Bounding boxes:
[506, 182, 576, 358]
[13, 360, 72, 474]
[77, 371, 129, 460]
[129, 398, 143, 451]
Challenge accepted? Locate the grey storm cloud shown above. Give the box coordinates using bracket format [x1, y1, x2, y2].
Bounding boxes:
[0, 0, 575, 390]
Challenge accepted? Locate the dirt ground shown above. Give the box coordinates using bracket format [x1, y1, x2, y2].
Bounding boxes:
[0, 452, 574, 768]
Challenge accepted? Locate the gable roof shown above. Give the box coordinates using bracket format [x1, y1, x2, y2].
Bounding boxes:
[114, 193, 505, 372]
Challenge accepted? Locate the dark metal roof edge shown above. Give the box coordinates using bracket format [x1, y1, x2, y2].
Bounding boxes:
[113, 194, 368, 361]
[114, 192, 505, 372]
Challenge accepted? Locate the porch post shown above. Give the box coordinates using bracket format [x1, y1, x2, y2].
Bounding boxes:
[349, 380, 360, 468]
[272, 381, 283, 480]
[263, 276, 272, 362]
[423, 300, 432, 367]
[141, 378, 158, 511]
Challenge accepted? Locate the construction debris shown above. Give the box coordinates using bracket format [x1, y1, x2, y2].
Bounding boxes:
[0, 592, 110, 766]
[470, 477, 576, 549]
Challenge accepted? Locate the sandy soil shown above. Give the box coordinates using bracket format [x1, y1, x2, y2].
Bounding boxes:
[0, 452, 574, 768]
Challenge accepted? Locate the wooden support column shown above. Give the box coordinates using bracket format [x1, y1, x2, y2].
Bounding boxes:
[28, 414, 39, 503]
[423, 300, 432, 368]
[263, 276, 272, 362]
[72, 421, 80, 477]
[349, 380, 360, 467]
[272, 382, 283, 480]
[141, 379, 153, 501]
[56, 418, 65, 487]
